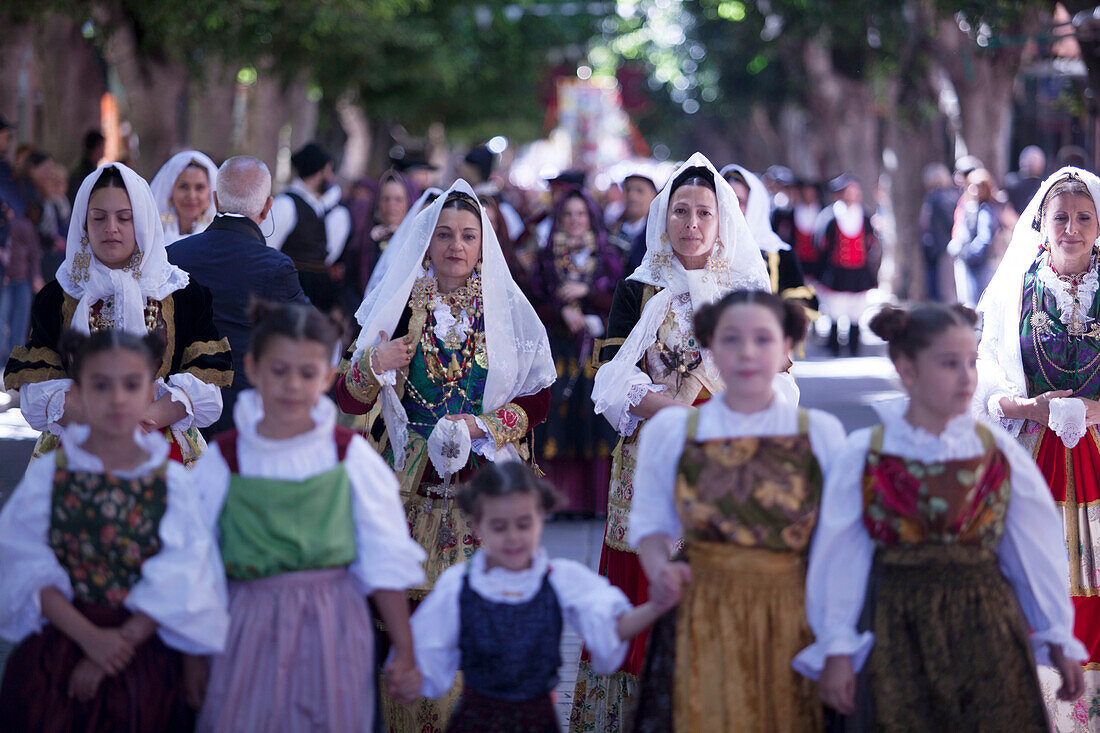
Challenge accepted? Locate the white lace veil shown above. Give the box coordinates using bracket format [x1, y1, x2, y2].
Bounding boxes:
[975, 166, 1100, 423]
[353, 179, 555, 467]
[149, 150, 219, 242]
[593, 153, 769, 423]
[59, 163, 189, 336]
[719, 163, 790, 253]
[358, 186, 443, 315]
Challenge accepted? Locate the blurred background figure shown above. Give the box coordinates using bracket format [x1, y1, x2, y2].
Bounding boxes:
[149, 150, 219, 246]
[815, 174, 879, 356]
[919, 162, 959, 302]
[948, 168, 1000, 307]
[266, 142, 350, 314]
[610, 173, 657, 270]
[529, 186, 622, 516]
[66, 130, 104, 202]
[1006, 145, 1046, 217]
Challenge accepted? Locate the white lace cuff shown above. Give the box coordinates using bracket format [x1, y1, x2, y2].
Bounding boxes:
[985, 388, 1025, 434]
[619, 383, 667, 437]
[366, 347, 397, 387]
[470, 416, 500, 460]
[1049, 397, 1087, 449]
[158, 381, 196, 431]
[45, 387, 68, 435]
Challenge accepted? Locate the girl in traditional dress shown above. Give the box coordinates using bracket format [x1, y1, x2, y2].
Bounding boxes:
[570, 153, 774, 732]
[529, 187, 623, 514]
[799, 302, 1086, 731]
[973, 167, 1100, 729]
[193, 301, 426, 732]
[402, 462, 671, 733]
[150, 150, 219, 246]
[629, 289, 843, 732]
[336, 180, 555, 731]
[4, 163, 232, 467]
[0, 328, 228, 731]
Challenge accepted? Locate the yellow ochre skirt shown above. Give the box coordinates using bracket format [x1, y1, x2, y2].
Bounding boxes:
[672, 542, 820, 733]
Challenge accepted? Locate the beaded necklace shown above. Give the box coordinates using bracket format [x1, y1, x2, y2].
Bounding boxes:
[1029, 252, 1100, 391]
[406, 267, 485, 430]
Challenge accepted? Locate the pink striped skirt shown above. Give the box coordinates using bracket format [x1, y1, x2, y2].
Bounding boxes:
[197, 567, 376, 732]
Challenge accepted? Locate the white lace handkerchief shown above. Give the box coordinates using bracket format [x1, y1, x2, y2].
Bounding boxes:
[1049, 397, 1087, 449]
[427, 417, 472, 479]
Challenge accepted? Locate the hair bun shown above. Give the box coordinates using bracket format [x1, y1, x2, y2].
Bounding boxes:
[868, 305, 909, 343]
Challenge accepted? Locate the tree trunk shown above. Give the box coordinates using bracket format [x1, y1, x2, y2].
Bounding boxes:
[32, 14, 106, 169]
[187, 56, 238, 163]
[0, 16, 35, 141]
[336, 94, 371, 181]
[801, 38, 881, 192]
[96, 6, 189, 177]
[239, 67, 288, 182]
[934, 15, 1039, 181]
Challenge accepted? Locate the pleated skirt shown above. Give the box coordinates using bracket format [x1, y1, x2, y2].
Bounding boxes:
[197, 567, 376, 733]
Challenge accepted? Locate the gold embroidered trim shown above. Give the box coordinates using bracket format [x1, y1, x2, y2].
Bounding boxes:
[182, 367, 232, 388]
[11, 345, 64, 368]
[181, 338, 230, 365]
[767, 251, 781, 294]
[4, 364, 68, 390]
[591, 337, 627, 370]
[344, 349, 382, 405]
[780, 285, 817, 302]
[479, 402, 529, 447]
[159, 293, 176, 381]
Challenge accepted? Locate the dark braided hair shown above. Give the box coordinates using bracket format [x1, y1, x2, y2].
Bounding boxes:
[868, 303, 978, 361]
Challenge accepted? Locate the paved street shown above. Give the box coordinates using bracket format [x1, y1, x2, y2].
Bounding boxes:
[0, 343, 900, 728]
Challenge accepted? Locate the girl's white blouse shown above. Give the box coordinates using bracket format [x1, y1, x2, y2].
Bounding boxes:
[628, 395, 846, 547]
[191, 390, 426, 595]
[794, 399, 1087, 679]
[410, 548, 633, 698]
[0, 425, 229, 654]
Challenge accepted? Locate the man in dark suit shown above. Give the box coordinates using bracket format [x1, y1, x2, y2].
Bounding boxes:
[168, 155, 309, 434]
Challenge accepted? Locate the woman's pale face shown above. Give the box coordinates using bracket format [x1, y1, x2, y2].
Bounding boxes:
[666, 184, 719, 262]
[429, 207, 482, 286]
[1046, 193, 1098, 270]
[560, 196, 591, 238]
[729, 179, 750, 216]
[170, 165, 211, 223]
[87, 186, 137, 269]
[378, 180, 409, 228]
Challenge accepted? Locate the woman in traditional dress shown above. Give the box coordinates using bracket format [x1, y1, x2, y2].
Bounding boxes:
[529, 187, 623, 514]
[3, 164, 232, 467]
[721, 164, 818, 316]
[149, 150, 219, 246]
[335, 180, 555, 732]
[974, 166, 1100, 729]
[569, 153, 772, 732]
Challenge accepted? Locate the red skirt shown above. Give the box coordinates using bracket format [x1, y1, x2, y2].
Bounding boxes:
[579, 543, 651, 676]
[0, 601, 192, 732]
[1034, 428, 1100, 664]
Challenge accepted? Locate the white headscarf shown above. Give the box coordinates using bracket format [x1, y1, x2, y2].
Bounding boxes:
[149, 150, 218, 244]
[593, 153, 769, 421]
[352, 179, 556, 468]
[719, 163, 790, 252]
[975, 166, 1100, 430]
[359, 186, 443, 310]
[59, 163, 190, 336]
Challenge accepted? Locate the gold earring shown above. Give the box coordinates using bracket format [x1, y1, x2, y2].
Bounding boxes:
[124, 250, 142, 279]
[71, 233, 92, 284]
[422, 253, 431, 270]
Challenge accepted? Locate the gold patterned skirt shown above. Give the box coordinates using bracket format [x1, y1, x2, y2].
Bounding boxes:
[869, 545, 1046, 732]
[644, 542, 820, 733]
